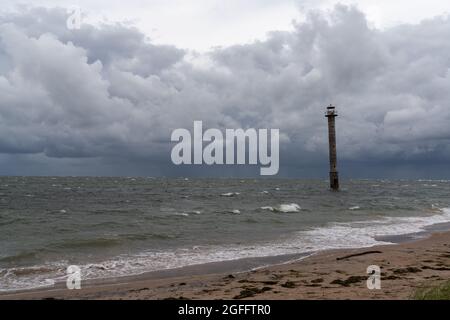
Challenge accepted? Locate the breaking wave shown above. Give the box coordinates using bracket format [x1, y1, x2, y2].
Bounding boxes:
[261, 203, 301, 213]
[3, 207, 450, 293]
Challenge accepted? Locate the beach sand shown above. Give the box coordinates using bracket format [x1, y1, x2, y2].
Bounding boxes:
[1, 231, 450, 300]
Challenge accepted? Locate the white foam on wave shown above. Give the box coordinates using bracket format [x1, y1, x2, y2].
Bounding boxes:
[74, 208, 450, 280]
[261, 203, 301, 213]
[3, 208, 450, 292]
[173, 213, 190, 217]
[349, 206, 360, 210]
[300, 207, 450, 250]
[278, 204, 301, 212]
[221, 192, 240, 197]
[0, 262, 68, 293]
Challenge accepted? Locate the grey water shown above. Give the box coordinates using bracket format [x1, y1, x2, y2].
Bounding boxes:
[1, 177, 450, 291]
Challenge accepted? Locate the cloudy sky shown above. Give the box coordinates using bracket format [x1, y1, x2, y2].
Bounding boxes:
[1, 1, 450, 178]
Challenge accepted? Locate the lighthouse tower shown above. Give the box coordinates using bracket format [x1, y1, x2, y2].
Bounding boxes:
[325, 105, 339, 191]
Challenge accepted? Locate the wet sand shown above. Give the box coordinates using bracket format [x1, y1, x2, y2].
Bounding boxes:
[1, 231, 450, 300]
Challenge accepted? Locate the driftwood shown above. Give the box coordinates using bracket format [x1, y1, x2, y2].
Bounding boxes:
[336, 250, 382, 261]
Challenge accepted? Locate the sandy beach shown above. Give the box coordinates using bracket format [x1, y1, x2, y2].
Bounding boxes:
[1, 230, 449, 300]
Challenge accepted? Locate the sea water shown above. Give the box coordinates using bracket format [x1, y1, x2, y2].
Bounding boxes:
[1, 177, 449, 291]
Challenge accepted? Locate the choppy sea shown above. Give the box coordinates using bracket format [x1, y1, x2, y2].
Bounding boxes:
[1, 177, 449, 292]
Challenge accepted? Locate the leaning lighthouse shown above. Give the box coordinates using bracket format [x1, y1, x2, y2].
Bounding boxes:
[325, 104, 339, 191]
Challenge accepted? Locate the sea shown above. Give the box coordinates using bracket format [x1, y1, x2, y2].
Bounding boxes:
[1, 177, 450, 292]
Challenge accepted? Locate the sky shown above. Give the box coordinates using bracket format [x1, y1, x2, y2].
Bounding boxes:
[2, 0, 450, 50]
[1, 1, 450, 178]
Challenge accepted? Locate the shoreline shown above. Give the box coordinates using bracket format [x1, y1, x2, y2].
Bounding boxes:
[1, 230, 450, 300]
[0, 251, 313, 295]
[2, 216, 449, 296]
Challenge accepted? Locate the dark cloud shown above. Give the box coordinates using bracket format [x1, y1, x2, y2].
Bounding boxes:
[1, 5, 450, 177]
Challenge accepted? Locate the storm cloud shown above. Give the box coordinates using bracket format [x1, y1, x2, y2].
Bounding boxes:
[1, 5, 450, 177]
